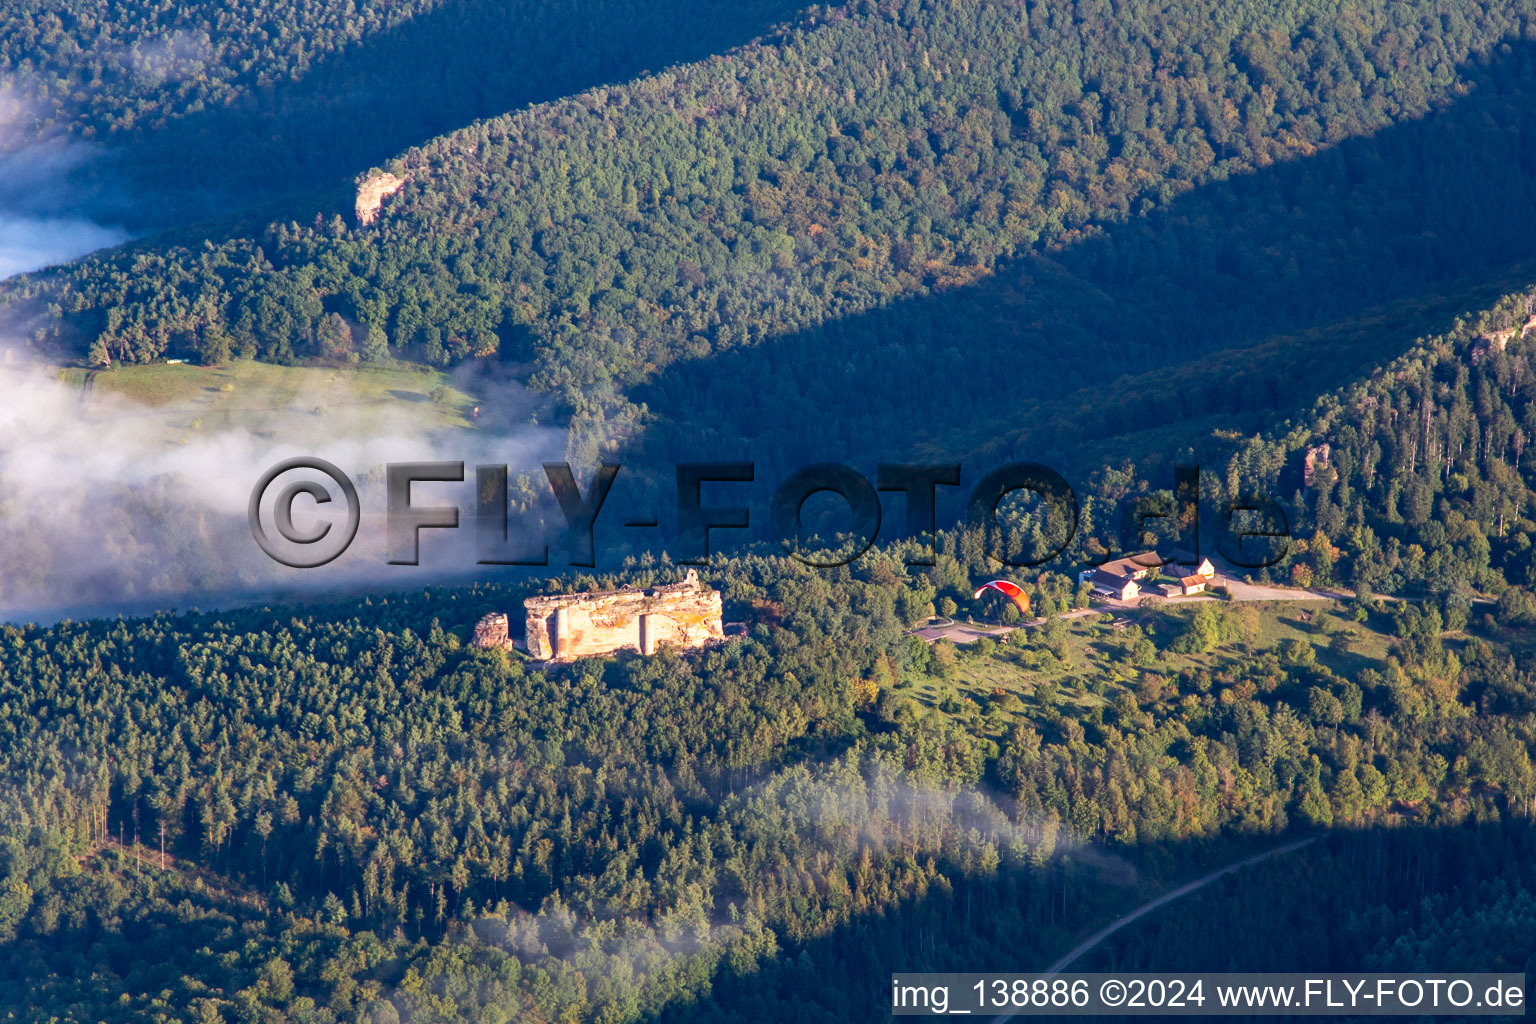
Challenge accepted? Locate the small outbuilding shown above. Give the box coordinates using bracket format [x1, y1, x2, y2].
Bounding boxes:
[1175, 574, 1208, 596]
[1162, 548, 1216, 580]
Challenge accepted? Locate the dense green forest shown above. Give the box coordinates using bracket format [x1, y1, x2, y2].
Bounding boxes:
[5, 0, 1536, 1018]
[8, 0, 1536, 456]
[14, 283, 1531, 642]
[1, 529, 1534, 1021]
[623, 290, 1536, 603]
[984, 291, 1536, 608]
[1215, 293, 1536, 596]
[0, 0, 810, 225]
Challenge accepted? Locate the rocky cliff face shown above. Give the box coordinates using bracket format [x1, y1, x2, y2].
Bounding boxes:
[470, 612, 515, 652]
[523, 570, 724, 661]
[1303, 443, 1331, 488]
[355, 171, 405, 225]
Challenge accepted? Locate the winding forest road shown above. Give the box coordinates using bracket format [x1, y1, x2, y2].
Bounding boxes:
[991, 836, 1319, 1022]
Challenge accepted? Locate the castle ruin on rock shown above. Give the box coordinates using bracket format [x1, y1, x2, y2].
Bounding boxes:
[471, 570, 726, 661]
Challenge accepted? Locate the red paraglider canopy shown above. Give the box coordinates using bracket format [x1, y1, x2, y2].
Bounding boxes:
[973, 579, 1030, 615]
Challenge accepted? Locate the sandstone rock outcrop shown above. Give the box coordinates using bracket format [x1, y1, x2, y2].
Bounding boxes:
[1303, 443, 1331, 488]
[1473, 315, 1536, 362]
[355, 171, 405, 226]
[470, 612, 516, 652]
[524, 570, 724, 661]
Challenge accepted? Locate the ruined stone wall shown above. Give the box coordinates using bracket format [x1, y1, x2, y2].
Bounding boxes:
[523, 570, 724, 661]
[470, 612, 515, 652]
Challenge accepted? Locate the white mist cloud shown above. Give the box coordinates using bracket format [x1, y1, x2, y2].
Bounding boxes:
[120, 31, 212, 87]
[0, 216, 128, 278]
[371, 762, 1137, 1022]
[0, 85, 131, 278]
[0, 360, 567, 621]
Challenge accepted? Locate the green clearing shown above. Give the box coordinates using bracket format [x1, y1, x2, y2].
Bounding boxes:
[57, 359, 478, 441]
[903, 601, 1416, 736]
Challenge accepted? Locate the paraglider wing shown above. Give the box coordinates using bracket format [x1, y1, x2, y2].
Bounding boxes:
[973, 580, 1030, 615]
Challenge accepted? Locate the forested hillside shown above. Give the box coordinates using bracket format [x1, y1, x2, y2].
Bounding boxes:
[1, 533, 1534, 1020]
[1216, 291, 1536, 599]
[2, 0, 1534, 658]
[10, 0, 1536, 460]
[1071, 823, 1536, 976]
[5, 0, 1536, 1018]
[625, 38, 1536, 478]
[983, 290, 1536, 614]
[0, 0, 808, 225]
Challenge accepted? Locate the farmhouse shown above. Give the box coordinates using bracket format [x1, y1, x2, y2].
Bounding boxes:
[1081, 548, 1218, 603]
[1161, 548, 1216, 580]
[1095, 554, 1161, 580]
[1089, 568, 1141, 601]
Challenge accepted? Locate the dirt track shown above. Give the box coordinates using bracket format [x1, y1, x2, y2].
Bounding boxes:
[990, 837, 1320, 1023]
